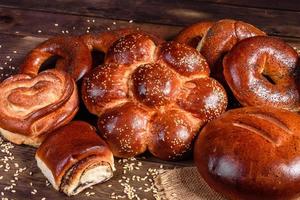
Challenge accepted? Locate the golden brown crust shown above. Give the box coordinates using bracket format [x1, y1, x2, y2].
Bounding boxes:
[223, 36, 300, 111]
[0, 69, 79, 146]
[157, 42, 210, 77]
[177, 77, 228, 121]
[175, 21, 214, 48]
[81, 63, 130, 115]
[148, 109, 199, 160]
[132, 63, 181, 107]
[176, 19, 267, 109]
[194, 106, 300, 200]
[36, 121, 114, 185]
[97, 102, 149, 158]
[80, 28, 163, 54]
[82, 32, 228, 160]
[105, 33, 157, 65]
[19, 36, 92, 81]
[199, 19, 266, 72]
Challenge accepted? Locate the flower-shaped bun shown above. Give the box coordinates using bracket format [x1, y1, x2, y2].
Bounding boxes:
[82, 32, 227, 160]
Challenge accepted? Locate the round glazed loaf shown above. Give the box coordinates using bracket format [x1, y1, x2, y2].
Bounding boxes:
[82, 32, 228, 160]
[194, 106, 300, 200]
[223, 36, 300, 111]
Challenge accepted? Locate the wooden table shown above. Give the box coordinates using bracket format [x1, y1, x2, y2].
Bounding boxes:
[0, 1, 299, 199]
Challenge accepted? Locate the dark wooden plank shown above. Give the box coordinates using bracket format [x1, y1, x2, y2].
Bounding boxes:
[0, 7, 181, 40]
[196, 0, 300, 12]
[0, 0, 300, 38]
[0, 6, 300, 48]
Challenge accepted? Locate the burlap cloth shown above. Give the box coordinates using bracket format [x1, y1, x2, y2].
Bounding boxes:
[154, 167, 226, 200]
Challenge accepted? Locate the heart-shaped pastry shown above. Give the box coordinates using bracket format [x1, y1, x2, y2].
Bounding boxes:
[0, 69, 79, 147]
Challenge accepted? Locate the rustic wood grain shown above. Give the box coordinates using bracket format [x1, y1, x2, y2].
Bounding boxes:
[195, 0, 300, 11]
[0, 7, 300, 48]
[0, 7, 181, 40]
[0, 0, 300, 38]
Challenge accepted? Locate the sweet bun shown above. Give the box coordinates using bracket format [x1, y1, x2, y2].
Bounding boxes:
[175, 21, 213, 49]
[176, 19, 266, 79]
[81, 28, 163, 54]
[176, 19, 266, 108]
[195, 106, 300, 200]
[0, 69, 78, 146]
[19, 36, 92, 81]
[82, 32, 227, 160]
[199, 19, 266, 71]
[223, 36, 300, 111]
[36, 121, 115, 196]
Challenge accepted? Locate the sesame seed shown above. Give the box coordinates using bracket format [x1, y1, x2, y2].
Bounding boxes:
[110, 158, 161, 199]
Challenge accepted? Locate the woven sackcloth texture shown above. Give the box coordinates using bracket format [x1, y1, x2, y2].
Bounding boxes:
[154, 167, 227, 200]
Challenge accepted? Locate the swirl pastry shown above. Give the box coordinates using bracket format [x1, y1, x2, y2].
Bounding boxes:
[82, 32, 227, 160]
[36, 121, 115, 196]
[0, 69, 78, 147]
